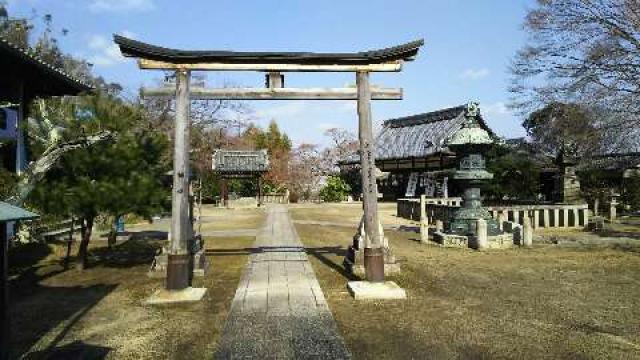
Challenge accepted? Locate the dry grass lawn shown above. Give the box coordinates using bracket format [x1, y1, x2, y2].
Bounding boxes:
[197, 206, 266, 231]
[293, 204, 640, 360]
[290, 202, 412, 227]
[8, 234, 254, 360]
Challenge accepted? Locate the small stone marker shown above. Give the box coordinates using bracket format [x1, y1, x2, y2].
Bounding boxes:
[610, 198, 618, 222]
[476, 218, 488, 250]
[522, 216, 533, 247]
[347, 281, 407, 300]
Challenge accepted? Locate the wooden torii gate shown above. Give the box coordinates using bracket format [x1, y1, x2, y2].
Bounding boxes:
[114, 35, 423, 294]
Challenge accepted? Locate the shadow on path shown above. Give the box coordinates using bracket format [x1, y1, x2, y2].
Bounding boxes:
[304, 246, 359, 281]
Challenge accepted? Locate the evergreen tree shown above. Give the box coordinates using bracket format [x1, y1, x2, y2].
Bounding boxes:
[30, 93, 169, 269]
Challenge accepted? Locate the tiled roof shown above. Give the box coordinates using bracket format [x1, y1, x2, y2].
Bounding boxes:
[343, 104, 496, 164]
[0, 36, 92, 93]
[114, 35, 424, 64]
[0, 201, 38, 222]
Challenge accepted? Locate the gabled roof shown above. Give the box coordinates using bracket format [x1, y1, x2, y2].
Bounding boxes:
[113, 35, 424, 64]
[0, 36, 92, 99]
[343, 104, 496, 164]
[212, 150, 269, 175]
[0, 202, 38, 222]
[377, 105, 497, 160]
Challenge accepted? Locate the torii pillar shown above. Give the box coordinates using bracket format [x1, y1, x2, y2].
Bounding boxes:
[166, 69, 193, 291]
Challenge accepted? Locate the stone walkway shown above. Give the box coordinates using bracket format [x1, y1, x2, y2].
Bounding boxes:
[215, 205, 350, 359]
[200, 229, 258, 238]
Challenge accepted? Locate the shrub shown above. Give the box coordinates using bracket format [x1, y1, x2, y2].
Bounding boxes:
[319, 176, 351, 202]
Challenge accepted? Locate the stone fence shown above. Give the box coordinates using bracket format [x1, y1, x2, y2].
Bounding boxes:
[398, 197, 590, 229]
[487, 204, 590, 229]
[260, 193, 289, 204]
[397, 197, 462, 221]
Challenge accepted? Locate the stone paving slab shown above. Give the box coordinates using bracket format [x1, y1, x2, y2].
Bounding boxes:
[215, 205, 350, 359]
[200, 229, 259, 237]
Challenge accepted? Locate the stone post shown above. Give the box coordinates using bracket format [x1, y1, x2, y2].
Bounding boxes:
[420, 214, 429, 244]
[435, 220, 444, 232]
[522, 216, 533, 247]
[610, 197, 618, 223]
[420, 195, 429, 243]
[475, 218, 488, 250]
[498, 212, 506, 231]
[543, 209, 550, 228]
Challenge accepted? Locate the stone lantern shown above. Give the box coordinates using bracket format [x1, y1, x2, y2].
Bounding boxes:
[446, 102, 501, 236]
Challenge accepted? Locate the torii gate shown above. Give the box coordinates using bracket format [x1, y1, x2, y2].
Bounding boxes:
[114, 35, 423, 297]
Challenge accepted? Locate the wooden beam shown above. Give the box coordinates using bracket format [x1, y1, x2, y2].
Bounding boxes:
[357, 70, 384, 282]
[138, 58, 403, 72]
[166, 69, 192, 291]
[141, 87, 403, 100]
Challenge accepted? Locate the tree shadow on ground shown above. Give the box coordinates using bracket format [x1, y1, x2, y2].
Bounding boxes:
[8, 242, 53, 274]
[304, 246, 359, 281]
[10, 283, 116, 359]
[85, 236, 164, 269]
[25, 340, 112, 360]
[396, 225, 419, 233]
[204, 248, 260, 257]
[593, 229, 640, 240]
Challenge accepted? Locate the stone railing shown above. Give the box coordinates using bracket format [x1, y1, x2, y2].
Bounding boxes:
[398, 197, 590, 230]
[260, 193, 289, 204]
[487, 204, 589, 229]
[397, 196, 463, 222]
[397, 198, 421, 221]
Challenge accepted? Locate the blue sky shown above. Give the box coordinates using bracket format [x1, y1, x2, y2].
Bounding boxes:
[6, 0, 534, 146]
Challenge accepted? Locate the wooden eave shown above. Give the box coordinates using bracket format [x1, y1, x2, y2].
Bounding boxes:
[114, 35, 423, 71]
[114, 35, 424, 65]
[0, 37, 91, 101]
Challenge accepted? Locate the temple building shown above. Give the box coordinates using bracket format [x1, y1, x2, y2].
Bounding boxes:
[340, 103, 497, 200]
[0, 36, 90, 175]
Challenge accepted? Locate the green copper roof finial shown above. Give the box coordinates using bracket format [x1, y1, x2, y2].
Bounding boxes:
[447, 101, 492, 147]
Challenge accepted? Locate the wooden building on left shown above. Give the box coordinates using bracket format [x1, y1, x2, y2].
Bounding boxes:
[0, 36, 90, 175]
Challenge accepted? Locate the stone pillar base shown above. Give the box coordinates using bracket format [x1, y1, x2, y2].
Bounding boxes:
[148, 236, 208, 278]
[343, 217, 400, 276]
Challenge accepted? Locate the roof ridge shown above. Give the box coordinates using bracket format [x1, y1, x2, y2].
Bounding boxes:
[383, 104, 467, 127]
[113, 34, 424, 64]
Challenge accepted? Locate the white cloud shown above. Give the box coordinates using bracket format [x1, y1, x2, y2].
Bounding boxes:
[89, 0, 154, 13]
[459, 68, 490, 80]
[86, 32, 134, 67]
[481, 101, 510, 117]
